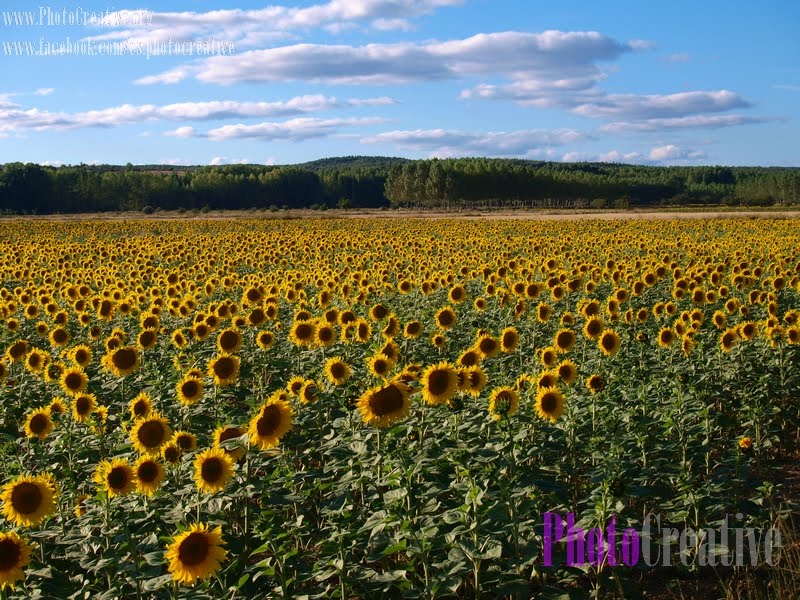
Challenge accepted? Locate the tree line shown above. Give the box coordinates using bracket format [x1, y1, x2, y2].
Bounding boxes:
[0, 157, 798, 214]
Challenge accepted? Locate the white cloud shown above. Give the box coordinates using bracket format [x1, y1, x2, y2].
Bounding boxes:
[0, 95, 397, 133]
[34, 88, 55, 96]
[206, 116, 389, 141]
[648, 144, 706, 162]
[601, 114, 779, 133]
[165, 126, 196, 138]
[572, 90, 750, 119]
[774, 84, 800, 92]
[360, 127, 587, 157]
[665, 52, 690, 63]
[135, 30, 637, 86]
[209, 156, 251, 165]
[84, 0, 464, 48]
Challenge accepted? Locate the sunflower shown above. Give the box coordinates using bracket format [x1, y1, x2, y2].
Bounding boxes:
[286, 376, 306, 397]
[193, 447, 234, 494]
[249, 396, 294, 450]
[174, 430, 197, 452]
[534, 369, 559, 390]
[102, 346, 140, 377]
[457, 348, 481, 367]
[1, 474, 58, 527]
[586, 374, 605, 394]
[739, 437, 753, 450]
[598, 330, 621, 357]
[499, 327, 520, 353]
[536, 303, 552, 323]
[324, 356, 351, 386]
[556, 360, 578, 386]
[130, 412, 172, 456]
[368, 353, 393, 378]
[129, 392, 153, 420]
[314, 323, 336, 347]
[535, 387, 566, 423]
[215, 328, 242, 354]
[73, 494, 90, 518]
[23, 408, 53, 440]
[254, 330, 273, 350]
[582, 317, 604, 340]
[0, 531, 31, 591]
[0, 361, 7, 382]
[357, 381, 412, 427]
[5, 340, 29, 363]
[24, 349, 48, 374]
[162, 442, 182, 466]
[171, 329, 189, 348]
[738, 321, 757, 340]
[72, 393, 96, 423]
[67, 344, 92, 367]
[48, 397, 67, 415]
[553, 329, 576, 353]
[176, 376, 204, 406]
[540, 347, 558, 368]
[431, 333, 446, 348]
[719, 328, 740, 352]
[475, 334, 500, 359]
[420, 362, 459, 405]
[657, 328, 675, 348]
[681, 336, 696, 356]
[299, 381, 319, 404]
[403, 321, 423, 339]
[137, 329, 158, 350]
[354, 319, 372, 343]
[207, 354, 240, 387]
[59, 366, 88, 396]
[434, 307, 457, 330]
[214, 425, 246, 461]
[165, 523, 227, 586]
[488, 387, 519, 421]
[462, 366, 488, 397]
[132, 457, 165, 496]
[289, 321, 316, 347]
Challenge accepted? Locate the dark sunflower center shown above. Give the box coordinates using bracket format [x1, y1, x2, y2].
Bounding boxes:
[201, 458, 224, 483]
[479, 338, 497, 354]
[369, 385, 405, 417]
[249, 309, 266, 325]
[601, 335, 615, 350]
[112, 348, 137, 370]
[164, 446, 181, 463]
[372, 305, 388, 319]
[11, 482, 42, 514]
[133, 400, 149, 416]
[107, 467, 129, 490]
[438, 311, 454, 326]
[75, 349, 89, 363]
[219, 331, 239, 350]
[0, 538, 21, 570]
[64, 373, 83, 390]
[137, 421, 166, 448]
[461, 352, 478, 366]
[373, 359, 388, 374]
[30, 413, 49, 434]
[357, 324, 368, 338]
[177, 435, 193, 451]
[556, 332, 573, 348]
[257, 406, 282, 436]
[213, 358, 235, 379]
[541, 393, 557, 414]
[318, 328, 333, 342]
[407, 323, 420, 335]
[137, 462, 159, 483]
[330, 363, 345, 379]
[218, 428, 241, 444]
[53, 329, 68, 343]
[75, 397, 92, 415]
[178, 532, 211, 567]
[28, 354, 42, 368]
[295, 324, 313, 340]
[427, 370, 451, 395]
[181, 381, 199, 398]
[502, 332, 516, 347]
[140, 331, 156, 346]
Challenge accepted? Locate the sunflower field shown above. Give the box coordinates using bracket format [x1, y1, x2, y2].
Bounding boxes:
[0, 217, 798, 599]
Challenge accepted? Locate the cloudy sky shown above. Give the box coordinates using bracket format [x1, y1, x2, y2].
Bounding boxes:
[1, 0, 798, 166]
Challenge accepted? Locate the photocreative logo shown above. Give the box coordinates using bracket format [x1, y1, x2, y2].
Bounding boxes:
[542, 512, 781, 567]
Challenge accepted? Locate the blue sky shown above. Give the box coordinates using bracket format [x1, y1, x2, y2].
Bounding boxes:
[1, 0, 798, 166]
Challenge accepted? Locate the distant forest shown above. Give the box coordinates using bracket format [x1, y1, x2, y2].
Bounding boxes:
[1, 156, 798, 214]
